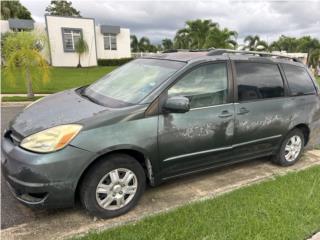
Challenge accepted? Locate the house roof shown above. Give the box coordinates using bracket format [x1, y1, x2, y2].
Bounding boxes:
[8, 18, 34, 30]
[100, 25, 120, 34]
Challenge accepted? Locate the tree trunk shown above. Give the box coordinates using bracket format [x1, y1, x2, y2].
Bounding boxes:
[26, 67, 34, 99]
[77, 53, 81, 68]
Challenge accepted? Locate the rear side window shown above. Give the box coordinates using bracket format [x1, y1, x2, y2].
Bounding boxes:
[235, 62, 284, 101]
[282, 64, 316, 96]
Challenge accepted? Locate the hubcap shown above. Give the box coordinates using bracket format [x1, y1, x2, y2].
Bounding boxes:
[96, 168, 138, 210]
[284, 135, 302, 162]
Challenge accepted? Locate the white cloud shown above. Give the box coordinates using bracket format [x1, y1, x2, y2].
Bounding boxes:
[20, 0, 320, 44]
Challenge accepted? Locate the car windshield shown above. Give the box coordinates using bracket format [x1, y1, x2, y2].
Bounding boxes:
[84, 59, 185, 107]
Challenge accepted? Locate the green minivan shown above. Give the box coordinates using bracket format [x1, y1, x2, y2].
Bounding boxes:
[2, 49, 320, 218]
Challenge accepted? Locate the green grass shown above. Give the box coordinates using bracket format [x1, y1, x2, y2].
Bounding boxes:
[316, 76, 320, 85]
[1, 96, 43, 102]
[1, 66, 116, 94]
[77, 166, 320, 240]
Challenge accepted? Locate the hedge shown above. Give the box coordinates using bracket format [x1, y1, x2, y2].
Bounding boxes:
[97, 58, 133, 66]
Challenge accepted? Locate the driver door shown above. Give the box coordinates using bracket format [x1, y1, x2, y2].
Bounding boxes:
[158, 62, 235, 178]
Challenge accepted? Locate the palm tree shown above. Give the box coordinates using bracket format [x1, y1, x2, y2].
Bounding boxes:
[175, 19, 219, 49]
[74, 35, 88, 68]
[205, 28, 238, 49]
[138, 37, 151, 52]
[130, 36, 154, 52]
[174, 30, 190, 49]
[269, 35, 298, 53]
[243, 35, 268, 51]
[162, 38, 173, 50]
[130, 35, 139, 52]
[3, 31, 49, 98]
[308, 49, 320, 69]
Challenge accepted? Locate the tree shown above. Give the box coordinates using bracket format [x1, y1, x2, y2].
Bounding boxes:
[243, 35, 268, 51]
[162, 38, 173, 50]
[3, 31, 49, 98]
[308, 49, 320, 69]
[175, 19, 219, 49]
[130, 35, 139, 52]
[130, 35, 154, 52]
[74, 35, 88, 68]
[45, 0, 81, 17]
[269, 35, 299, 52]
[205, 28, 237, 49]
[138, 37, 151, 52]
[174, 30, 191, 49]
[1, 1, 32, 20]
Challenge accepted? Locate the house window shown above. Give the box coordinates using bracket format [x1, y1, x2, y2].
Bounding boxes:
[62, 28, 82, 52]
[103, 33, 117, 50]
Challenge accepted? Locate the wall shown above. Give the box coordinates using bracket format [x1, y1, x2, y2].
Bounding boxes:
[96, 26, 131, 59]
[0, 20, 10, 33]
[46, 15, 97, 67]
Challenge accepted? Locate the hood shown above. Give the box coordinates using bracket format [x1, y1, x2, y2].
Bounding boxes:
[10, 89, 108, 137]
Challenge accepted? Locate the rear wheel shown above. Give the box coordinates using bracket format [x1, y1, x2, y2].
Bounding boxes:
[272, 129, 305, 166]
[80, 154, 146, 218]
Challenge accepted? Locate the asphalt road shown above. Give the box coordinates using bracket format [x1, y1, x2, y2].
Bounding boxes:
[1, 105, 35, 229]
[0, 105, 59, 229]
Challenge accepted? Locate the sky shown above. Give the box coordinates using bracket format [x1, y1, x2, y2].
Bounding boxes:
[20, 0, 320, 45]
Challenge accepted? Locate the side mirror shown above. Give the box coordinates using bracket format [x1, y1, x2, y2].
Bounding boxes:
[163, 96, 190, 113]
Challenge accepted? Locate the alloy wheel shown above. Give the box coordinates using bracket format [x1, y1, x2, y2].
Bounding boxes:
[96, 168, 138, 210]
[284, 135, 302, 162]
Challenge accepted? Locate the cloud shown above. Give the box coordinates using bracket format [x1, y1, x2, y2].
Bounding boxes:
[20, 0, 320, 44]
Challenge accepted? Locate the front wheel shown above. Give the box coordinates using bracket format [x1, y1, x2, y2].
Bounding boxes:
[272, 129, 305, 166]
[80, 154, 146, 219]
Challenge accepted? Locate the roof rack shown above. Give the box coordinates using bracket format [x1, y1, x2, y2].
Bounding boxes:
[207, 49, 302, 63]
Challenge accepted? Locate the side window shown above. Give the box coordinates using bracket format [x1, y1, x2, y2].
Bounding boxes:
[62, 28, 82, 52]
[282, 64, 316, 96]
[103, 34, 117, 50]
[168, 63, 228, 108]
[235, 62, 284, 101]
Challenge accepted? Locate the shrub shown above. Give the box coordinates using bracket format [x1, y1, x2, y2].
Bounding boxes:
[97, 58, 133, 66]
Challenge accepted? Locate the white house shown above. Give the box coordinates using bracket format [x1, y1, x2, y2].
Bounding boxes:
[1, 15, 131, 67]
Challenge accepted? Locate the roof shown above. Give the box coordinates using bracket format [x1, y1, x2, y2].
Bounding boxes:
[8, 18, 34, 30]
[100, 25, 120, 34]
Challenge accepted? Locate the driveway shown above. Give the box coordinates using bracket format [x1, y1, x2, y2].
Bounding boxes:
[1, 103, 320, 240]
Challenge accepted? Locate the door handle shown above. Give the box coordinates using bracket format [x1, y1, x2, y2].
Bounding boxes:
[238, 107, 250, 115]
[219, 110, 233, 118]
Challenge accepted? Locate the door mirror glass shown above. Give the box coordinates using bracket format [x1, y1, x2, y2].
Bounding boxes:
[163, 96, 190, 113]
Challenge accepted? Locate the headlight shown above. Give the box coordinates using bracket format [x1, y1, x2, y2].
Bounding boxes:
[20, 124, 82, 153]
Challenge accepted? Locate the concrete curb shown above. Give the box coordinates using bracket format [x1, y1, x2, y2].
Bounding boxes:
[309, 232, 320, 240]
[1, 94, 50, 97]
[1, 102, 31, 107]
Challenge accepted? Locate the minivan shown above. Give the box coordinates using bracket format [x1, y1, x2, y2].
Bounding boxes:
[2, 49, 320, 218]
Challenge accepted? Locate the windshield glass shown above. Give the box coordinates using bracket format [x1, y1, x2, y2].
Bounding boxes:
[84, 59, 185, 107]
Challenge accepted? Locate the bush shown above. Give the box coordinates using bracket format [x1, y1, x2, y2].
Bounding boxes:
[97, 58, 133, 66]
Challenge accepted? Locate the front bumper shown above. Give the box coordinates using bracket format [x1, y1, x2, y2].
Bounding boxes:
[1, 130, 95, 208]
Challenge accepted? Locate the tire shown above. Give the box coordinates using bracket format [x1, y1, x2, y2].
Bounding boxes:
[272, 129, 305, 166]
[80, 154, 146, 219]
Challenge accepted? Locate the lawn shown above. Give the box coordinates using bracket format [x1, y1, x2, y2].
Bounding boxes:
[1, 66, 116, 94]
[317, 76, 320, 85]
[77, 166, 320, 240]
